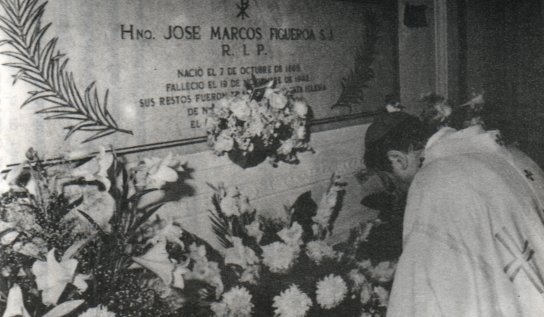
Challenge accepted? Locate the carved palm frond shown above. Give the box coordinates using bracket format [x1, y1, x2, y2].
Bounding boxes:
[333, 11, 379, 112]
[0, 0, 133, 143]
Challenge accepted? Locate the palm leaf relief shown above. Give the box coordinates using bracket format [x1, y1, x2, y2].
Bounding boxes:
[333, 11, 379, 113]
[0, 0, 133, 143]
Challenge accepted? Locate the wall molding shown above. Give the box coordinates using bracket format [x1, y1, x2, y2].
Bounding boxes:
[434, 0, 449, 98]
[4, 112, 378, 170]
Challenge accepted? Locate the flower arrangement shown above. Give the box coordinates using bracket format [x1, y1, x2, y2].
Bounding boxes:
[0, 149, 399, 316]
[199, 174, 397, 316]
[418, 92, 486, 133]
[0, 147, 193, 316]
[205, 80, 312, 168]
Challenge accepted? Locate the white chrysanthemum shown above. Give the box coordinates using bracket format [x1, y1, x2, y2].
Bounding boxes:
[315, 274, 347, 309]
[272, 284, 312, 317]
[261, 242, 298, 273]
[295, 126, 307, 140]
[79, 305, 116, 317]
[247, 118, 265, 137]
[371, 261, 396, 283]
[240, 264, 261, 285]
[277, 139, 294, 156]
[305, 240, 336, 264]
[277, 222, 303, 247]
[293, 100, 309, 118]
[230, 98, 252, 121]
[211, 301, 228, 317]
[374, 286, 389, 307]
[312, 176, 344, 230]
[433, 102, 452, 122]
[224, 237, 259, 269]
[348, 269, 368, 292]
[245, 220, 263, 243]
[268, 91, 288, 109]
[188, 243, 207, 262]
[220, 187, 240, 217]
[357, 259, 372, 271]
[214, 133, 235, 153]
[360, 282, 373, 305]
[214, 286, 254, 317]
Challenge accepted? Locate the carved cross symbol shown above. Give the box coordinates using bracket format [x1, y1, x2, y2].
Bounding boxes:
[524, 169, 535, 181]
[236, 0, 250, 19]
[495, 227, 544, 293]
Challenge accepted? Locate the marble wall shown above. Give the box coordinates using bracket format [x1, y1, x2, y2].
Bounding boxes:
[128, 124, 382, 249]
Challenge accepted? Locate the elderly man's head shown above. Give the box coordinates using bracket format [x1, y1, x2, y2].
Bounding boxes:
[364, 112, 428, 191]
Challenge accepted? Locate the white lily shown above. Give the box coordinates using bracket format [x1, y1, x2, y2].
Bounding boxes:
[147, 221, 184, 249]
[76, 187, 115, 232]
[133, 153, 185, 208]
[71, 147, 113, 191]
[2, 284, 30, 317]
[143, 153, 180, 189]
[131, 240, 188, 289]
[31, 249, 88, 305]
[0, 221, 17, 246]
[0, 163, 24, 194]
[1, 231, 19, 245]
[42, 300, 85, 317]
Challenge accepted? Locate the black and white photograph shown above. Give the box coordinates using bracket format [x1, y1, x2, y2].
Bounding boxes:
[0, 0, 543, 316]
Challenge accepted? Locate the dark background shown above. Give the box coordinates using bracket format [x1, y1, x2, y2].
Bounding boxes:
[459, 0, 544, 165]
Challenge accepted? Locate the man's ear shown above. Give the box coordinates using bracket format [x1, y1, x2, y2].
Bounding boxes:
[386, 150, 409, 170]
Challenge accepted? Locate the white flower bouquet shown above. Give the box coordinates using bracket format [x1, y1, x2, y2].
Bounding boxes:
[0, 149, 399, 316]
[0, 148, 195, 316]
[198, 175, 396, 317]
[419, 92, 486, 132]
[205, 81, 312, 168]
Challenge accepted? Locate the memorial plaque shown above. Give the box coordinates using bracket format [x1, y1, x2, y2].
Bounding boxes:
[0, 0, 398, 165]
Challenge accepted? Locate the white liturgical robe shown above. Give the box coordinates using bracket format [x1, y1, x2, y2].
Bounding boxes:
[387, 125, 544, 317]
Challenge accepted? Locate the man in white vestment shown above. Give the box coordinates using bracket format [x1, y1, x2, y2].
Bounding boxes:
[364, 112, 544, 316]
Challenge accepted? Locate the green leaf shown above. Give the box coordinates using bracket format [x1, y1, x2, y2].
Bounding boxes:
[205, 182, 217, 191]
[208, 209, 233, 248]
[77, 209, 106, 234]
[128, 188, 160, 202]
[128, 202, 165, 234]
